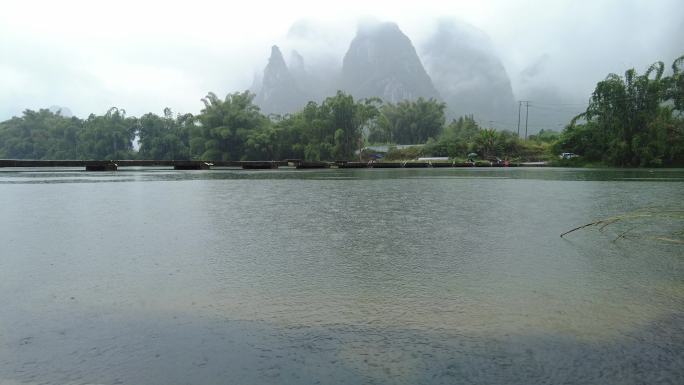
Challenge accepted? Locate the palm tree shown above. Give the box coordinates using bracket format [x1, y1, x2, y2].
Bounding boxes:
[475, 128, 498, 159]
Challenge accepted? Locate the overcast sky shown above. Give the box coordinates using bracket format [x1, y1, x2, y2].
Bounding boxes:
[1, 0, 682, 121]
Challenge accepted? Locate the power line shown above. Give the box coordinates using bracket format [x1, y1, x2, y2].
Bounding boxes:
[491, 120, 565, 127]
[528, 101, 589, 107]
[483, 92, 658, 133]
[525, 101, 529, 140]
[487, 120, 565, 129]
[516, 103, 520, 135]
[527, 104, 586, 113]
[521, 94, 661, 112]
[517, 100, 529, 138]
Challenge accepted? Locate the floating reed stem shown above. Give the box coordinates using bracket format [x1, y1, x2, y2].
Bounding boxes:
[560, 208, 684, 244]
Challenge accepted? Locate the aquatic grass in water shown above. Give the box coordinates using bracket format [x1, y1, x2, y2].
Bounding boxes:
[561, 207, 684, 244]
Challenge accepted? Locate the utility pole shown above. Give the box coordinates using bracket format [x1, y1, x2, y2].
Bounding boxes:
[517, 101, 522, 137]
[524, 101, 530, 140]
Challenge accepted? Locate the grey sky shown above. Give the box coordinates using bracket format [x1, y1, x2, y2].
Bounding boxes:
[1, 0, 682, 121]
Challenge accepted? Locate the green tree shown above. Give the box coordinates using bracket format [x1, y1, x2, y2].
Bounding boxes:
[79, 107, 136, 159]
[667, 55, 684, 112]
[474, 128, 499, 159]
[193, 91, 268, 160]
[378, 98, 446, 144]
[138, 108, 192, 160]
[558, 56, 684, 166]
[0, 109, 83, 159]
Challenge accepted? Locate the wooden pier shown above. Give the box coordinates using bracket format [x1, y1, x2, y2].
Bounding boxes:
[0, 159, 538, 171]
[241, 161, 282, 169]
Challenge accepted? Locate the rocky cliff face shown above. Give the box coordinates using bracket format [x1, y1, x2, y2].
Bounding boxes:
[340, 22, 440, 103]
[420, 20, 516, 123]
[254, 45, 307, 115]
[288, 50, 337, 103]
[253, 20, 518, 121]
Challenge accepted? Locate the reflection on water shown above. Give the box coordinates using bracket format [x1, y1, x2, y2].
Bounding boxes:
[0, 167, 682, 384]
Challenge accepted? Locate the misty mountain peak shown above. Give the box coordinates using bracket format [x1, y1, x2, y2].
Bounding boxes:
[287, 19, 321, 40]
[356, 20, 400, 39]
[255, 45, 307, 115]
[421, 19, 515, 123]
[341, 21, 439, 103]
[252, 19, 518, 119]
[290, 50, 305, 73]
[267, 45, 287, 70]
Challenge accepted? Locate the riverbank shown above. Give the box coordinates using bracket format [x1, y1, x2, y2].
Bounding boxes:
[1, 158, 544, 170]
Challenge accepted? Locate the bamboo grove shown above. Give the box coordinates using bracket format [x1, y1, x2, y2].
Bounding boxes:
[556, 55, 684, 166]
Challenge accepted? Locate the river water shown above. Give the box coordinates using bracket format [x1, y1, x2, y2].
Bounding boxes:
[0, 167, 682, 384]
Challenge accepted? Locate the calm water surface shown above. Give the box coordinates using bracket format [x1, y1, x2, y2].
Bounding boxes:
[0, 167, 682, 384]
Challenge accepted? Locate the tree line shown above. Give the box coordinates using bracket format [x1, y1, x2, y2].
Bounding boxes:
[1, 55, 682, 166]
[0, 91, 454, 162]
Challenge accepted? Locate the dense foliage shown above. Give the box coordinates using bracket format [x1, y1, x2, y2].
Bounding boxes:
[138, 108, 193, 160]
[369, 98, 446, 144]
[554, 56, 684, 166]
[1, 56, 682, 165]
[0, 109, 71, 159]
[386, 115, 547, 162]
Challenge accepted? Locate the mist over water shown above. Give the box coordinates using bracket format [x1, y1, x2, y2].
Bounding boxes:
[1, 168, 682, 384]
